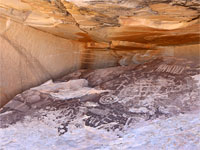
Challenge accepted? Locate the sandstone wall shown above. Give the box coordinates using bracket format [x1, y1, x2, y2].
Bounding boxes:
[161, 44, 200, 63]
[173, 44, 200, 63]
[0, 18, 85, 107]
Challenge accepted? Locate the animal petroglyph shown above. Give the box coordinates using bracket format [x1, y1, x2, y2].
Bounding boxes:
[156, 64, 185, 74]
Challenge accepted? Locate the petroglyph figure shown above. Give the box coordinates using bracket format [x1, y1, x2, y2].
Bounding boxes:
[156, 64, 185, 74]
[99, 94, 119, 105]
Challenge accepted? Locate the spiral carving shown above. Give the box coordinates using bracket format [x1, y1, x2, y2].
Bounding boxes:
[99, 94, 119, 105]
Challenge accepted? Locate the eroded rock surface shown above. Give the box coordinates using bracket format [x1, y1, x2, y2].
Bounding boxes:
[0, 0, 199, 44]
[0, 0, 200, 106]
[0, 57, 200, 149]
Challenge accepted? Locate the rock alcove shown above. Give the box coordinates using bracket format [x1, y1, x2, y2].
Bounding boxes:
[0, 0, 200, 150]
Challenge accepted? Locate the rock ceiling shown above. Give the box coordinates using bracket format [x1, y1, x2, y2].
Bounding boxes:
[0, 0, 199, 49]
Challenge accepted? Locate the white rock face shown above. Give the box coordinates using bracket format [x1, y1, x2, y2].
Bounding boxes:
[0, 0, 200, 108]
[192, 74, 200, 86]
[0, 110, 199, 150]
[65, 79, 89, 90]
[32, 79, 108, 100]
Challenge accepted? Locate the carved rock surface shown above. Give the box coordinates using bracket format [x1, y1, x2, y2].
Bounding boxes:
[0, 0, 200, 106]
[0, 57, 200, 149]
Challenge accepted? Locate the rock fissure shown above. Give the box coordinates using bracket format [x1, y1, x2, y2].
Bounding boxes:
[53, 0, 90, 35]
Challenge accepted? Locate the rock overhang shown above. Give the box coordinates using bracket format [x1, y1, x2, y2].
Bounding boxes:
[0, 0, 199, 47]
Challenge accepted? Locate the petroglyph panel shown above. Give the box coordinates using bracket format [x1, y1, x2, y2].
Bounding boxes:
[0, 57, 200, 136]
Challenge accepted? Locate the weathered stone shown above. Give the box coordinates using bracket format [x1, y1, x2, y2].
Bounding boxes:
[15, 103, 30, 112]
[0, 57, 200, 149]
[5, 100, 24, 110]
[0, 0, 200, 106]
